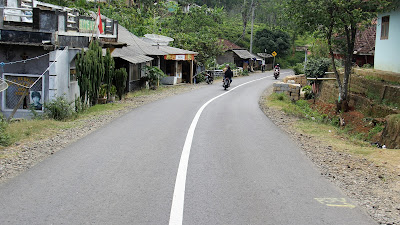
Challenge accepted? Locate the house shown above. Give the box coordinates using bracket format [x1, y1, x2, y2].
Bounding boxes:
[374, 8, 400, 73]
[113, 25, 165, 91]
[230, 49, 261, 71]
[216, 39, 242, 65]
[330, 21, 376, 68]
[141, 34, 198, 84]
[157, 45, 197, 84]
[353, 22, 376, 67]
[0, 0, 122, 119]
[113, 26, 198, 87]
[216, 39, 261, 71]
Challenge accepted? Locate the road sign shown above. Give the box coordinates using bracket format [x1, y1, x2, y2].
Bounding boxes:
[272, 51, 277, 57]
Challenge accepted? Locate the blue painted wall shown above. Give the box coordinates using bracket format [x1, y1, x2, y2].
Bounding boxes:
[375, 9, 400, 73]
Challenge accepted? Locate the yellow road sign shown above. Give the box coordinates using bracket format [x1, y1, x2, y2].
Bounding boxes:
[272, 51, 277, 57]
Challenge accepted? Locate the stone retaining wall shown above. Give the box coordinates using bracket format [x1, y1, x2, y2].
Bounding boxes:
[273, 82, 301, 101]
[318, 69, 400, 118]
[283, 75, 307, 86]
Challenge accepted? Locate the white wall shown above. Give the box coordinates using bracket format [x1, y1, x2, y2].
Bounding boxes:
[375, 9, 400, 73]
[48, 48, 80, 103]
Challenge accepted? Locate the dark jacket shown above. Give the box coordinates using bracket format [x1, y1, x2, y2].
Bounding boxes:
[224, 69, 233, 79]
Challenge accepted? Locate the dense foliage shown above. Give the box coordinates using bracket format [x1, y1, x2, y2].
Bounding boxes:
[253, 29, 291, 56]
[286, 0, 396, 110]
[161, 6, 224, 65]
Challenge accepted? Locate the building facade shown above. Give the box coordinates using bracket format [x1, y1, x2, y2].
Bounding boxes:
[374, 9, 400, 73]
[0, 0, 120, 119]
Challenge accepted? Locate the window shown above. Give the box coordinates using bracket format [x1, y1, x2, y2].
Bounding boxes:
[381, 16, 390, 40]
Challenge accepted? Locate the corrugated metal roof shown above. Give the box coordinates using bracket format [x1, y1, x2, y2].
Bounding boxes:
[232, 49, 261, 60]
[115, 25, 198, 62]
[116, 25, 166, 56]
[232, 49, 253, 59]
[119, 55, 153, 64]
[157, 45, 198, 55]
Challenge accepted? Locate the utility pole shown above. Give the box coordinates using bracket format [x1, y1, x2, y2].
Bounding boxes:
[249, 0, 255, 54]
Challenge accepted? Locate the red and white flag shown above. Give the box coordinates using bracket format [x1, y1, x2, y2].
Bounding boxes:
[96, 6, 103, 37]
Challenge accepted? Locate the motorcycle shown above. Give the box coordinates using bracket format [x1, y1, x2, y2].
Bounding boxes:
[223, 77, 230, 90]
[274, 68, 280, 79]
[205, 72, 213, 84]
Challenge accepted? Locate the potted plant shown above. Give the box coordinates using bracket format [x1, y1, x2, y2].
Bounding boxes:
[98, 84, 107, 104]
[109, 85, 117, 102]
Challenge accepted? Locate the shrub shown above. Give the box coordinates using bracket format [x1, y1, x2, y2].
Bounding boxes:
[0, 113, 11, 146]
[367, 124, 384, 141]
[74, 96, 88, 113]
[142, 66, 166, 89]
[362, 63, 373, 69]
[241, 70, 249, 76]
[218, 63, 237, 70]
[305, 58, 331, 78]
[115, 68, 128, 99]
[44, 96, 75, 121]
[195, 72, 205, 83]
[271, 93, 289, 101]
[293, 63, 305, 75]
[302, 85, 314, 100]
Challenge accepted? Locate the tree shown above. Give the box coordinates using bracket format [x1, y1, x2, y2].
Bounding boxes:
[253, 29, 291, 55]
[76, 40, 105, 106]
[286, 0, 395, 111]
[104, 48, 115, 99]
[161, 5, 224, 65]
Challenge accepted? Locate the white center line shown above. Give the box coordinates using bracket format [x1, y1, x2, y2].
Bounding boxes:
[169, 76, 269, 225]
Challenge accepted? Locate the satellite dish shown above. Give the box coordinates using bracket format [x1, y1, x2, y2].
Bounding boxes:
[257, 53, 273, 58]
[0, 80, 8, 93]
[143, 34, 174, 45]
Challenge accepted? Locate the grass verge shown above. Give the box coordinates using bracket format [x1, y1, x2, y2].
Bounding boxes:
[0, 85, 194, 151]
[265, 93, 400, 174]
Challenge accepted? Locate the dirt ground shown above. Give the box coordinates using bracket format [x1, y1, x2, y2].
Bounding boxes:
[308, 100, 374, 136]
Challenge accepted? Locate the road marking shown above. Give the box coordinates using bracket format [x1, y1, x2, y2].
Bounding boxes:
[315, 198, 356, 209]
[169, 76, 270, 225]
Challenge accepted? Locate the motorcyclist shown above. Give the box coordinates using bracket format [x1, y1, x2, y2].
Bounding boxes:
[274, 63, 280, 72]
[224, 66, 233, 85]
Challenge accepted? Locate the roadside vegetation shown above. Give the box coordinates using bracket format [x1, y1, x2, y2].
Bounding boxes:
[264, 93, 400, 174]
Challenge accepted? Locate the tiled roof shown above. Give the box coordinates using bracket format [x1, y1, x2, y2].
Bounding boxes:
[354, 21, 376, 55]
[219, 39, 243, 51]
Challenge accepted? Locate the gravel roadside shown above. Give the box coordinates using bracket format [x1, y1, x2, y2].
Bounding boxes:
[259, 87, 400, 225]
[1, 82, 399, 224]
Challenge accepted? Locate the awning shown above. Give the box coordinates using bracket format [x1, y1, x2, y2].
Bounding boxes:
[119, 55, 153, 64]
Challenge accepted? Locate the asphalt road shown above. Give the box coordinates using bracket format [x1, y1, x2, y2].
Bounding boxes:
[0, 71, 376, 224]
